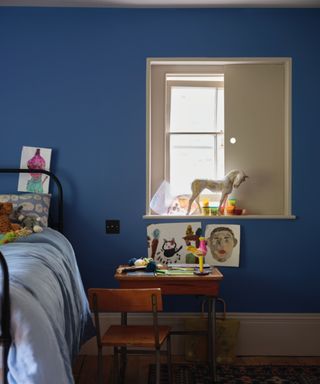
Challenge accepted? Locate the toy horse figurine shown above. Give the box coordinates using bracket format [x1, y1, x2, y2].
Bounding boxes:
[186, 169, 248, 215]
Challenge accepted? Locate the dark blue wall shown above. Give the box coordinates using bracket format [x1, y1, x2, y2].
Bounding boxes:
[0, 7, 319, 313]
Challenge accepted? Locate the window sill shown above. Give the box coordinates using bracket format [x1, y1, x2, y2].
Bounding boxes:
[143, 214, 296, 220]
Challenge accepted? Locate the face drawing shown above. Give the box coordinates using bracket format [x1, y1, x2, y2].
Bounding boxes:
[209, 227, 238, 262]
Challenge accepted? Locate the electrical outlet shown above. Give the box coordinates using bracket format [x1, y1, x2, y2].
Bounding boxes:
[105, 220, 120, 234]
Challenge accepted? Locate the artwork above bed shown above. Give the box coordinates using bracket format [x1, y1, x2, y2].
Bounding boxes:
[18, 146, 52, 194]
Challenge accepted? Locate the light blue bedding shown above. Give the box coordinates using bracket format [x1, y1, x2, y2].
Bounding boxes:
[0, 228, 95, 384]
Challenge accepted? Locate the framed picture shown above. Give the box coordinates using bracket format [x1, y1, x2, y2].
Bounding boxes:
[205, 224, 241, 267]
[18, 146, 52, 194]
[147, 222, 202, 265]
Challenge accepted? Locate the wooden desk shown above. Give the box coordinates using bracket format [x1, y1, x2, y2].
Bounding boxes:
[115, 267, 223, 383]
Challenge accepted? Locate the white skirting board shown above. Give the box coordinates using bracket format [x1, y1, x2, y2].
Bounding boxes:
[80, 312, 320, 356]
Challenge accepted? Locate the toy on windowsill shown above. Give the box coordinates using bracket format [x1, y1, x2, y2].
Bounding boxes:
[233, 208, 245, 215]
[187, 169, 248, 215]
[186, 237, 210, 275]
[202, 199, 210, 216]
[225, 199, 236, 215]
[224, 199, 246, 216]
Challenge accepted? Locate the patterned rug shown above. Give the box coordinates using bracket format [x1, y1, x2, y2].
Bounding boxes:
[148, 364, 320, 383]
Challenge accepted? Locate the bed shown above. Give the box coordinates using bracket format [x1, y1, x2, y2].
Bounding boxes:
[0, 168, 95, 384]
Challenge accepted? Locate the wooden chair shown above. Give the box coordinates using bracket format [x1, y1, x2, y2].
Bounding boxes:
[88, 288, 172, 384]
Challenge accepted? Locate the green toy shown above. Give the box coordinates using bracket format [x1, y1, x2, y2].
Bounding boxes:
[0, 231, 17, 245]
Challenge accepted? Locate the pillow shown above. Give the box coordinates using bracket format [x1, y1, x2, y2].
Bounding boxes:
[0, 193, 51, 227]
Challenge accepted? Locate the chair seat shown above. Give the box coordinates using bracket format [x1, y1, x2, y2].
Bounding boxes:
[102, 325, 171, 348]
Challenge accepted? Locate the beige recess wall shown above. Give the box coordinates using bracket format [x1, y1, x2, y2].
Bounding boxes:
[224, 63, 286, 215]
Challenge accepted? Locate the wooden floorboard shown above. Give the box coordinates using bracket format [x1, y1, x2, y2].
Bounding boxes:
[73, 355, 320, 383]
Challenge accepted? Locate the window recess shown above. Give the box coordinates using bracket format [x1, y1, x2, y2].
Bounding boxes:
[146, 58, 293, 219]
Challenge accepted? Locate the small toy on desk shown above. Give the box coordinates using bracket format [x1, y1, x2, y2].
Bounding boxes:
[127, 257, 157, 272]
[146, 260, 157, 272]
[186, 237, 210, 275]
[128, 257, 150, 266]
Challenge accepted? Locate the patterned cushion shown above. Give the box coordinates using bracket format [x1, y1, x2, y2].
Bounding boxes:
[0, 193, 51, 227]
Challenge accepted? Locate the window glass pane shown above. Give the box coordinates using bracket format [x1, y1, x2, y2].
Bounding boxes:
[169, 134, 218, 196]
[170, 87, 217, 133]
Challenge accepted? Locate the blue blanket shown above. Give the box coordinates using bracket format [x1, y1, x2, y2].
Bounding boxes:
[0, 228, 95, 384]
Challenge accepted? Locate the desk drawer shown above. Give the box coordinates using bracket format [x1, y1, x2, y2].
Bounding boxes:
[117, 279, 220, 296]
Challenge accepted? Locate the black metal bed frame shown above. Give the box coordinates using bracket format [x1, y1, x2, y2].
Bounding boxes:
[0, 168, 64, 384]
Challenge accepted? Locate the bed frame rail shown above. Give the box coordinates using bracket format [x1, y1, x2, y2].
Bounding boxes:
[0, 168, 64, 384]
[0, 253, 11, 384]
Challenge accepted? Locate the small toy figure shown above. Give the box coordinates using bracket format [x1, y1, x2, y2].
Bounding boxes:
[14, 206, 43, 233]
[20, 216, 43, 233]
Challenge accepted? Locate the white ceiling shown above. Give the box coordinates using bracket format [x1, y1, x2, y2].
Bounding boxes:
[0, 0, 319, 7]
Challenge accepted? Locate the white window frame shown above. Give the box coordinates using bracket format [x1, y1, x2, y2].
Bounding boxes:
[145, 58, 294, 219]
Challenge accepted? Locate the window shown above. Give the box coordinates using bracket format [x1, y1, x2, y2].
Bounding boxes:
[166, 74, 224, 197]
[146, 58, 292, 218]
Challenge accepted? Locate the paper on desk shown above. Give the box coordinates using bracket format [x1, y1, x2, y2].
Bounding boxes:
[126, 271, 155, 276]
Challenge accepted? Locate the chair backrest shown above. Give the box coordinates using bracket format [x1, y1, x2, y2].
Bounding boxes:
[88, 288, 164, 349]
[88, 288, 163, 313]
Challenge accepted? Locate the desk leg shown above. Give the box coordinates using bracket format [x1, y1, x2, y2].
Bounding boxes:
[207, 297, 217, 383]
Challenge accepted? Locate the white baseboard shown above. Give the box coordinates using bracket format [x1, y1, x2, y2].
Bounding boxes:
[80, 312, 320, 356]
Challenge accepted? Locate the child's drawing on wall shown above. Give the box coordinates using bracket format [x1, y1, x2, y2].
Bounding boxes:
[183, 225, 203, 264]
[18, 146, 52, 193]
[205, 224, 240, 267]
[147, 222, 201, 265]
[150, 228, 160, 259]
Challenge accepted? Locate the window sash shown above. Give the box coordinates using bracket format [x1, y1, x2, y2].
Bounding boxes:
[165, 80, 224, 191]
[168, 132, 222, 196]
